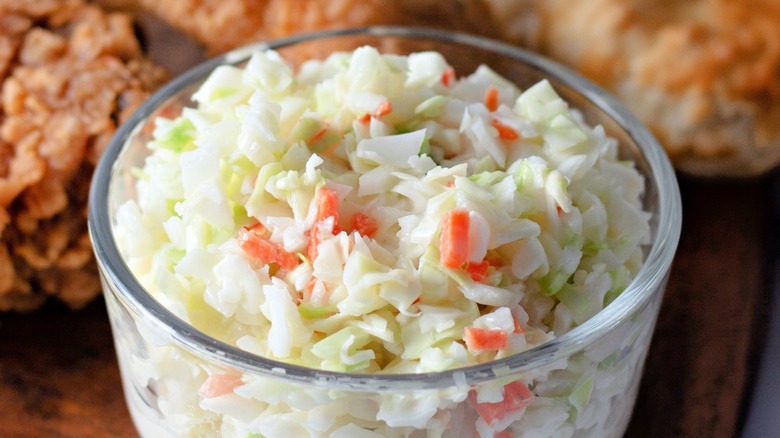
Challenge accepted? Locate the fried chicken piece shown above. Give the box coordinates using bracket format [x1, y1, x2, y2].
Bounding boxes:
[135, 0, 400, 55]
[0, 0, 167, 311]
[483, 0, 780, 177]
[137, 0, 504, 56]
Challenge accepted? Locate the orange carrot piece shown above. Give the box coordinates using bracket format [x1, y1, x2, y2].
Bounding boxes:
[491, 118, 520, 141]
[464, 327, 508, 351]
[465, 260, 490, 282]
[198, 374, 243, 398]
[274, 248, 300, 271]
[440, 208, 470, 269]
[238, 225, 299, 271]
[374, 99, 392, 117]
[441, 67, 455, 87]
[308, 187, 340, 261]
[358, 100, 392, 123]
[309, 127, 328, 144]
[307, 225, 321, 262]
[467, 380, 534, 426]
[315, 187, 340, 225]
[484, 85, 499, 112]
[238, 229, 277, 262]
[350, 212, 378, 237]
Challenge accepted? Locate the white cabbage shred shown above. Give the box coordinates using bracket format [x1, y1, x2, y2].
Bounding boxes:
[116, 47, 652, 438]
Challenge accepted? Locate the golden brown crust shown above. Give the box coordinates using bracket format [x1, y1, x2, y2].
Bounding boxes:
[509, 0, 780, 176]
[138, 0, 505, 56]
[136, 0, 404, 55]
[0, 0, 167, 311]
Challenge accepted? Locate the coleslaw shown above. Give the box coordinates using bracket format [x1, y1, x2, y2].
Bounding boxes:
[114, 46, 652, 437]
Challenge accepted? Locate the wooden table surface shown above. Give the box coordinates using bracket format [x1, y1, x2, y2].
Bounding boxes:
[0, 173, 774, 438]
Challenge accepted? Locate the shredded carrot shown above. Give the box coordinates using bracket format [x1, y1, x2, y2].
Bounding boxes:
[238, 229, 276, 261]
[238, 225, 299, 271]
[307, 227, 320, 262]
[465, 260, 490, 282]
[441, 66, 455, 87]
[556, 205, 564, 216]
[374, 99, 393, 117]
[494, 431, 514, 438]
[491, 118, 520, 141]
[467, 380, 534, 425]
[198, 374, 243, 398]
[309, 127, 328, 144]
[275, 249, 300, 271]
[316, 187, 340, 225]
[464, 327, 508, 351]
[358, 100, 392, 123]
[308, 187, 340, 261]
[484, 85, 499, 112]
[440, 208, 470, 269]
[350, 211, 378, 237]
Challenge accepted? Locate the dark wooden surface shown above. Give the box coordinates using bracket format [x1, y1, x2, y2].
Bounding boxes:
[626, 174, 774, 437]
[0, 175, 774, 438]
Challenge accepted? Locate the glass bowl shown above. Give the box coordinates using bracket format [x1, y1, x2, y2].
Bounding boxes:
[88, 26, 681, 438]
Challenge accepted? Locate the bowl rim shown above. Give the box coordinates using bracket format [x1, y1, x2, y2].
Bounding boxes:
[88, 25, 682, 391]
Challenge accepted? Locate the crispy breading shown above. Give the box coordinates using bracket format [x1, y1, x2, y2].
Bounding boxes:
[483, 0, 780, 176]
[0, 0, 167, 311]
[135, 0, 401, 55]
[138, 0, 504, 55]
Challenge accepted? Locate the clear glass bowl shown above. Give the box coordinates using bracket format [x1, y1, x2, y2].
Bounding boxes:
[88, 27, 681, 438]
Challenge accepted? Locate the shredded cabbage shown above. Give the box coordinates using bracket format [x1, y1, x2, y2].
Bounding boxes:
[116, 47, 652, 438]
